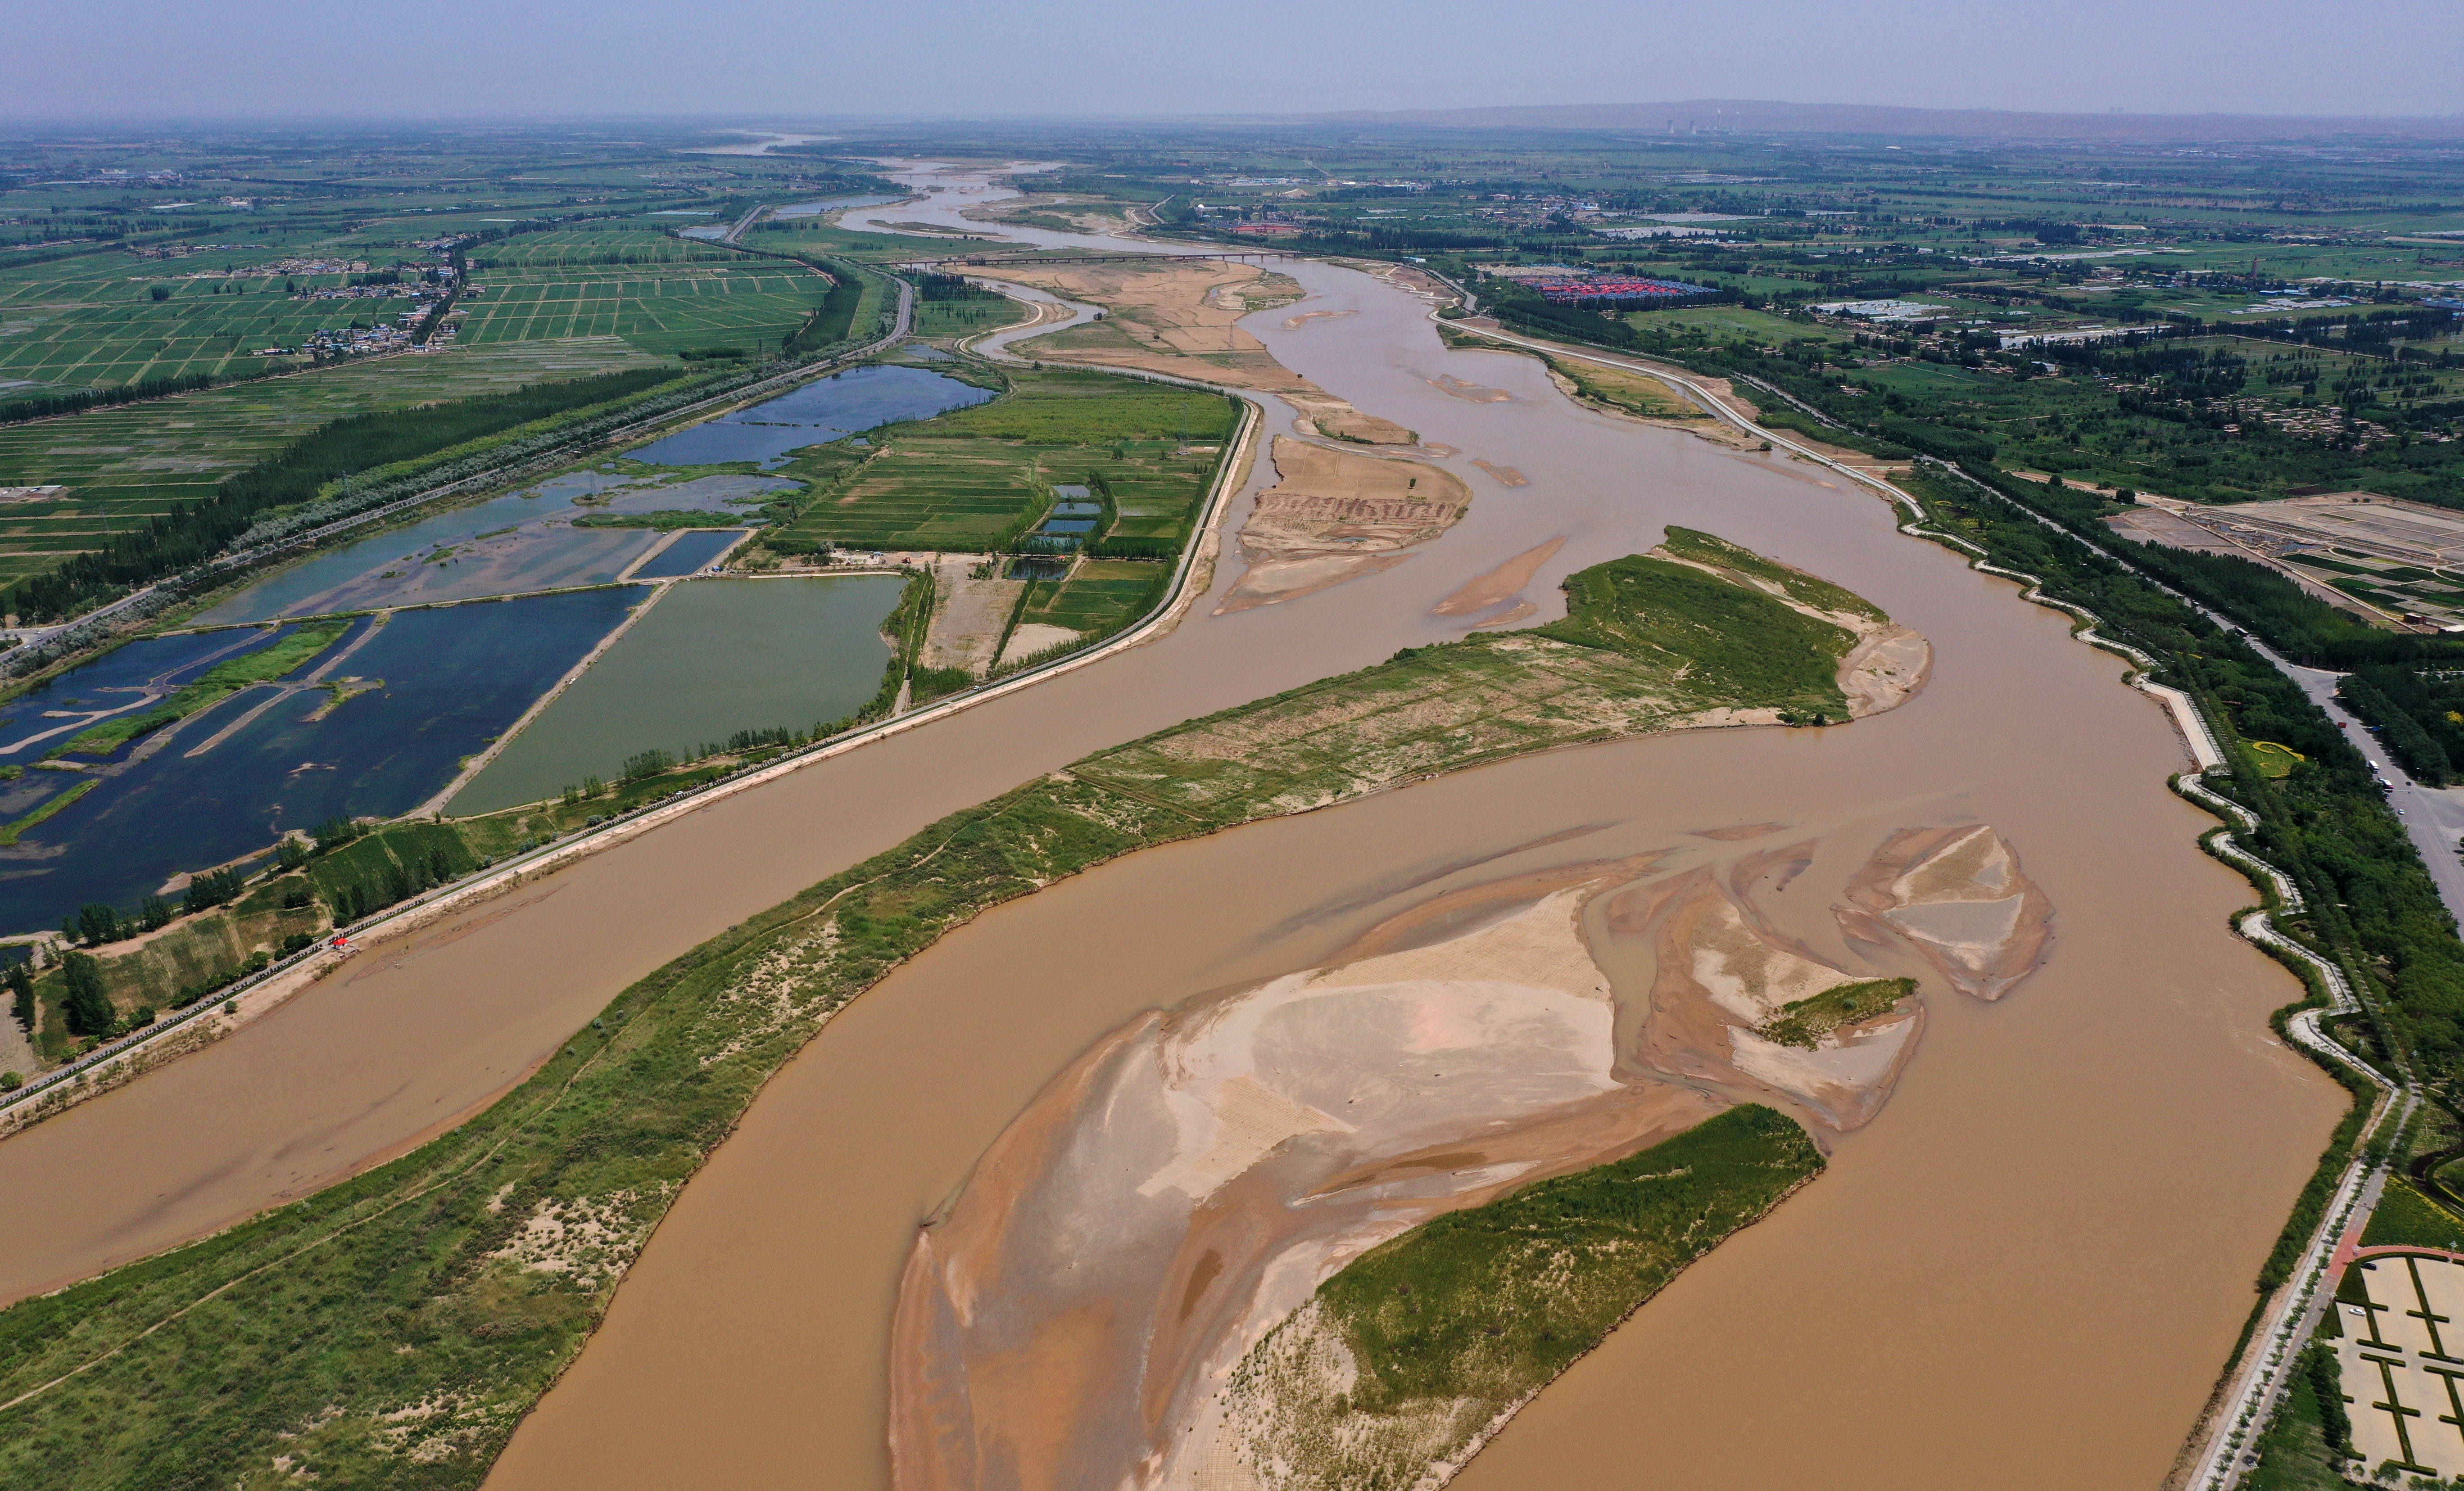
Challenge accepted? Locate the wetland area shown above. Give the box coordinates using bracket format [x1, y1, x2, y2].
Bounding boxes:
[0, 361, 998, 936]
[0, 163, 2348, 1491]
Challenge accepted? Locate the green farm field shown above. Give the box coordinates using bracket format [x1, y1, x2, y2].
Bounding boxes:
[772, 367, 1234, 553]
[461, 230, 746, 271]
[785, 437, 1047, 551]
[0, 338, 666, 587]
[0, 248, 430, 391]
[912, 297, 1028, 338]
[1625, 303, 1851, 345]
[744, 220, 993, 261]
[452, 263, 832, 356]
[1019, 558, 1167, 638]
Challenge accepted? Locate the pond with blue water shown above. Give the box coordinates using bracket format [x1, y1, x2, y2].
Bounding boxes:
[623, 364, 992, 469]
[2, 360, 1001, 927]
[451, 577, 901, 815]
[0, 589, 634, 930]
[193, 473, 800, 624]
[633, 530, 747, 580]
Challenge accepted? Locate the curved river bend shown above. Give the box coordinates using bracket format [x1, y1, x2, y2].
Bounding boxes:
[0, 165, 2342, 1491]
[487, 172, 2337, 1491]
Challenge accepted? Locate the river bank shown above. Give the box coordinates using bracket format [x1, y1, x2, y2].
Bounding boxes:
[0, 163, 2343, 1491]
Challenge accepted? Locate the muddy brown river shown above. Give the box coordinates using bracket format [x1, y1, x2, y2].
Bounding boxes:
[2, 168, 2343, 1490]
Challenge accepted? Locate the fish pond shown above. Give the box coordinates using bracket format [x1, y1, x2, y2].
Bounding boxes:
[633, 530, 749, 580]
[450, 576, 902, 815]
[0, 589, 634, 930]
[623, 364, 993, 469]
[192, 472, 802, 625]
[0, 628, 297, 760]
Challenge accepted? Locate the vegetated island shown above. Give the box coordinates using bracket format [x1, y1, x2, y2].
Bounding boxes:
[0, 529, 1920, 1487]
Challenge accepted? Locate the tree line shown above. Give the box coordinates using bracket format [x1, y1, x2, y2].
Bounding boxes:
[7, 366, 680, 622]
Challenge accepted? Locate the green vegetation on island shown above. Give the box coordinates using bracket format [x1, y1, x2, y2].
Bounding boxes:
[56, 622, 347, 757]
[1218, 1106, 1823, 1490]
[1757, 977, 1918, 1049]
[0, 538, 1888, 1487]
[0, 779, 99, 848]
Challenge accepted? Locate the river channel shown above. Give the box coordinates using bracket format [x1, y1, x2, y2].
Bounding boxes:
[0, 167, 2342, 1491]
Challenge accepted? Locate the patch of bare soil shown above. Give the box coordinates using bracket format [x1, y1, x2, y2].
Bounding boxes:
[1345, 258, 1463, 310]
[1282, 308, 1357, 330]
[1839, 825, 2053, 1001]
[1838, 625, 1932, 717]
[974, 261, 1413, 445]
[962, 193, 1136, 236]
[1537, 366, 1758, 452]
[1432, 536, 1566, 619]
[1430, 375, 1513, 403]
[1216, 438, 1474, 614]
[1690, 822, 1789, 842]
[919, 556, 1021, 677]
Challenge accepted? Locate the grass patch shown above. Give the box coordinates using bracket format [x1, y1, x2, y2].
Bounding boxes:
[1534, 544, 1857, 719]
[56, 622, 345, 757]
[1757, 976, 1916, 1048]
[2359, 1179, 2464, 1251]
[0, 539, 1887, 1486]
[1654, 524, 1885, 624]
[1544, 352, 1703, 420]
[1219, 1106, 1822, 1486]
[0, 777, 98, 847]
[2244, 1339, 2362, 1490]
[2250, 740, 2306, 778]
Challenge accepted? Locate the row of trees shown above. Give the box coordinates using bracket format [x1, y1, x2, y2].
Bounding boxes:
[7, 366, 680, 622]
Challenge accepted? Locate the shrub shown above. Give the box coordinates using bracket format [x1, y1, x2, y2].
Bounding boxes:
[60, 951, 112, 1036]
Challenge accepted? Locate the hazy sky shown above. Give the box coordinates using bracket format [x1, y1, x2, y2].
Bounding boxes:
[5, 0, 2459, 123]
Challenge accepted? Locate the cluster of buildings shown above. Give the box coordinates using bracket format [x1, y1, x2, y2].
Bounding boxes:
[1485, 263, 1716, 306]
[295, 317, 422, 359]
[289, 269, 452, 306]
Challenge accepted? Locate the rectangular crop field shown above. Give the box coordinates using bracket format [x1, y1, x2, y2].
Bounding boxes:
[452, 262, 833, 356]
[0, 247, 443, 392]
[0, 337, 665, 588]
[771, 367, 1232, 554]
[1625, 304, 1848, 344]
[1021, 559, 1166, 637]
[912, 298, 1028, 339]
[784, 437, 1047, 551]
[919, 368, 1238, 446]
[459, 230, 746, 272]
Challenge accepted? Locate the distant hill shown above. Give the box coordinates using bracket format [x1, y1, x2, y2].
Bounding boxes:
[1311, 98, 2464, 142]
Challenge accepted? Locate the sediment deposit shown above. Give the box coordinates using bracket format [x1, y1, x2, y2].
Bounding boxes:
[892, 784, 2055, 1490]
[1217, 438, 1475, 613]
[975, 261, 1409, 445]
